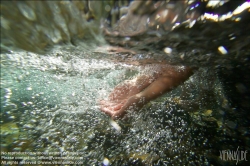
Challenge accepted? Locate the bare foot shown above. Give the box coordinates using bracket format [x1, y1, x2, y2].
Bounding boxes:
[99, 99, 127, 119]
[99, 75, 154, 119]
[99, 94, 145, 119]
[99, 65, 195, 119]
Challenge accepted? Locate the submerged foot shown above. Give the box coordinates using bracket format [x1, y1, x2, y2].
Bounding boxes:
[99, 99, 127, 119]
[99, 94, 145, 119]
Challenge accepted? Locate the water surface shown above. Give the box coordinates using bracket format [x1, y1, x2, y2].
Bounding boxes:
[1, 1, 250, 165]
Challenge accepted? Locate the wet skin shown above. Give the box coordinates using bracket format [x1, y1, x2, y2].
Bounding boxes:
[99, 65, 194, 119]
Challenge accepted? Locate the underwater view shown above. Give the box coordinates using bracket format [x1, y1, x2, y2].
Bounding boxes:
[1, 0, 250, 165]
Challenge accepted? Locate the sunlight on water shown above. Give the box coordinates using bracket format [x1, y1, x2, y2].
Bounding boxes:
[0, 46, 229, 165]
[1, 0, 250, 165]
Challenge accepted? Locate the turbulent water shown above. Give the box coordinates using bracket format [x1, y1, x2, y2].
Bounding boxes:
[1, 1, 250, 165]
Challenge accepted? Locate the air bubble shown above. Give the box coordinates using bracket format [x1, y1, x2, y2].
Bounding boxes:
[164, 47, 172, 54]
[218, 46, 228, 55]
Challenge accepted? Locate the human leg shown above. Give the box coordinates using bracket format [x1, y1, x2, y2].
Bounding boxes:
[99, 74, 157, 113]
[108, 74, 156, 101]
[100, 66, 194, 119]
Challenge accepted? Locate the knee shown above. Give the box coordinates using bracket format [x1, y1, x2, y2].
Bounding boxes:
[160, 76, 181, 88]
[160, 76, 172, 84]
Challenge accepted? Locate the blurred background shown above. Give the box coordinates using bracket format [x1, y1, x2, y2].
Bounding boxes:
[1, 0, 250, 165]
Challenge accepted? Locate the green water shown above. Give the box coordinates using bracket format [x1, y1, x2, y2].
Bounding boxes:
[1, 1, 250, 165]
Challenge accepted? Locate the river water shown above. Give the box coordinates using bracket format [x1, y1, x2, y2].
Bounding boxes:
[1, 1, 250, 165]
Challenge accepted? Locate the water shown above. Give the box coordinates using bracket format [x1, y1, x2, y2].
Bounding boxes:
[1, 1, 250, 165]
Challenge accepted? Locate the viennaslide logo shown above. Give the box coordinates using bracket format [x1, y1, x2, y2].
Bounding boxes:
[219, 146, 248, 165]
